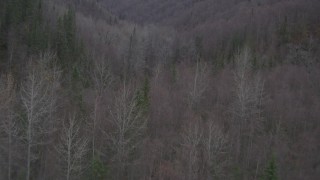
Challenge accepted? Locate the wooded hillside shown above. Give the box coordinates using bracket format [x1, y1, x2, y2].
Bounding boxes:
[0, 0, 320, 179]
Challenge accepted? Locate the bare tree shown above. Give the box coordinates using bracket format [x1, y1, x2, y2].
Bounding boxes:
[56, 113, 89, 180]
[91, 59, 112, 158]
[188, 60, 209, 109]
[20, 52, 60, 180]
[233, 47, 251, 159]
[232, 47, 265, 174]
[204, 121, 228, 179]
[1, 113, 18, 180]
[0, 73, 17, 180]
[180, 120, 203, 180]
[105, 84, 147, 179]
[179, 118, 227, 180]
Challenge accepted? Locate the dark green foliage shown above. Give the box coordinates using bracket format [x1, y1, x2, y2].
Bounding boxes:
[0, 0, 19, 62]
[0, 0, 90, 111]
[135, 77, 150, 114]
[3, 0, 38, 26]
[56, 17, 66, 64]
[56, 9, 90, 85]
[26, 0, 51, 53]
[56, 8, 79, 69]
[6, 0, 24, 25]
[55, 8, 91, 102]
[89, 156, 109, 180]
[262, 155, 278, 180]
[0, 24, 8, 64]
[0, 0, 50, 65]
[232, 166, 244, 180]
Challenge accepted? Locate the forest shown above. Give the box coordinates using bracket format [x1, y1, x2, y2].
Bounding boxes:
[0, 0, 320, 179]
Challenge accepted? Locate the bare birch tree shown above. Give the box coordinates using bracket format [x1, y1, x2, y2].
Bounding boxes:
[204, 121, 228, 179]
[56, 113, 88, 180]
[20, 52, 60, 180]
[232, 47, 265, 173]
[105, 84, 147, 179]
[188, 60, 209, 109]
[180, 120, 203, 180]
[91, 59, 112, 158]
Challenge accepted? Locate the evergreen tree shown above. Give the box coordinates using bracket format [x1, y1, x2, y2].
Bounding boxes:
[263, 155, 278, 180]
[135, 77, 150, 114]
[55, 7, 90, 103]
[90, 156, 108, 180]
[56, 8, 77, 68]
[26, 0, 51, 53]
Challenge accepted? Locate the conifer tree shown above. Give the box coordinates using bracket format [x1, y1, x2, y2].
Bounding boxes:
[263, 155, 278, 180]
[136, 77, 150, 114]
[90, 156, 108, 180]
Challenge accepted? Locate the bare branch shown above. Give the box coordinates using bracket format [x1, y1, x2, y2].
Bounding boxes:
[56, 113, 88, 180]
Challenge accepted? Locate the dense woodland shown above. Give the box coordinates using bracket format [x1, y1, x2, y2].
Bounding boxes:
[0, 0, 320, 179]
